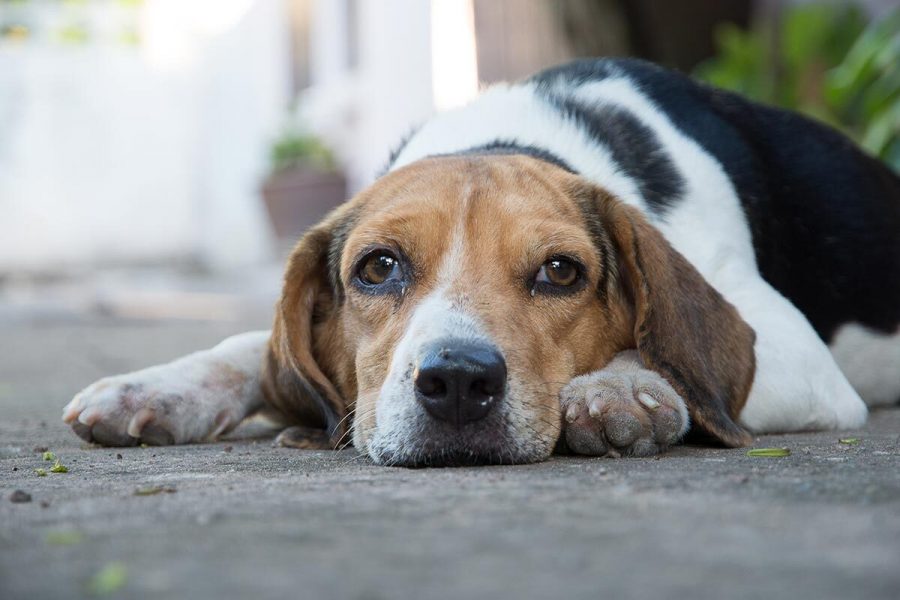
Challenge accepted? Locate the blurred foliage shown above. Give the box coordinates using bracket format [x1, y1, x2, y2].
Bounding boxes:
[55, 23, 89, 45]
[695, 4, 900, 171]
[269, 131, 336, 174]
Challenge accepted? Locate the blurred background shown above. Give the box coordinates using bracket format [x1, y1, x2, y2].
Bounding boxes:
[0, 0, 898, 328]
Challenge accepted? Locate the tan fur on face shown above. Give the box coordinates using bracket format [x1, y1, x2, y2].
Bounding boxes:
[338, 156, 634, 455]
[264, 154, 755, 460]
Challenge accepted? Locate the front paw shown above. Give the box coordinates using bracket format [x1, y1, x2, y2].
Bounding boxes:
[62, 375, 236, 446]
[560, 365, 689, 457]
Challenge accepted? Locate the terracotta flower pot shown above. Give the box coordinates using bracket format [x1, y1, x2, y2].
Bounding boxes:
[261, 166, 347, 249]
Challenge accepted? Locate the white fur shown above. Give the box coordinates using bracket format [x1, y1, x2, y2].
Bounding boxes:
[830, 323, 900, 407]
[364, 288, 500, 463]
[63, 331, 269, 444]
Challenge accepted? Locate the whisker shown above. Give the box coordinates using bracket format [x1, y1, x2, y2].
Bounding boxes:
[334, 406, 377, 450]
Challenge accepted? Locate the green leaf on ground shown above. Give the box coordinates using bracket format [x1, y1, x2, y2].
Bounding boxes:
[35, 468, 47, 477]
[839, 437, 860, 445]
[747, 447, 791, 457]
[42, 451, 55, 461]
[50, 460, 69, 473]
[87, 562, 127, 596]
[46, 530, 85, 546]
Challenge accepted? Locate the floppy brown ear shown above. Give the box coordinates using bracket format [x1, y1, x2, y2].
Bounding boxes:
[262, 206, 355, 448]
[581, 186, 756, 447]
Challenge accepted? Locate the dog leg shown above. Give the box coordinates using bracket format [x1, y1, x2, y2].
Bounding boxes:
[560, 351, 690, 457]
[725, 279, 869, 433]
[829, 322, 900, 407]
[62, 331, 270, 446]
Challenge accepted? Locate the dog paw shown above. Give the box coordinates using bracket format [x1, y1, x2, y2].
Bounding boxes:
[274, 426, 332, 450]
[63, 372, 239, 447]
[560, 357, 689, 457]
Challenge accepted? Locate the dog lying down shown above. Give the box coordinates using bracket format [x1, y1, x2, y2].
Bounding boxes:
[64, 58, 900, 466]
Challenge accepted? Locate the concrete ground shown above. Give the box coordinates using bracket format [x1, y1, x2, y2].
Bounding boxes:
[2, 280, 899, 600]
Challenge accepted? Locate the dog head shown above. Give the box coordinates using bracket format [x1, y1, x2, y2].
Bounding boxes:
[265, 155, 755, 466]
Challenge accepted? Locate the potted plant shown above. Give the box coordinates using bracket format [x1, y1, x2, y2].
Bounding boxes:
[261, 129, 347, 248]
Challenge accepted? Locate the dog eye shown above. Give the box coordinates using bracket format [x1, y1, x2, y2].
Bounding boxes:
[358, 251, 401, 286]
[536, 258, 580, 287]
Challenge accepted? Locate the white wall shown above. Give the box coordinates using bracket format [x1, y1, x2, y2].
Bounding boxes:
[300, 0, 478, 194]
[0, 0, 289, 272]
[0, 0, 481, 272]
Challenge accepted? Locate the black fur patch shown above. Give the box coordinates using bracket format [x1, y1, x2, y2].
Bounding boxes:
[380, 126, 421, 176]
[593, 58, 900, 340]
[452, 139, 577, 173]
[541, 94, 685, 214]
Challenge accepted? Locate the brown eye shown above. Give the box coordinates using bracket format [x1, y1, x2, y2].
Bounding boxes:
[359, 252, 400, 286]
[536, 258, 580, 287]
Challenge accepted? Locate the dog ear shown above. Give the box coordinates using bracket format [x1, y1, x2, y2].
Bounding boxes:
[578, 185, 756, 447]
[263, 206, 355, 448]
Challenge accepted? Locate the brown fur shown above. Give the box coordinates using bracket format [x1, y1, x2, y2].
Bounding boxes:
[262, 206, 355, 446]
[579, 184, 756, 446]
[262, 155, 756, 455]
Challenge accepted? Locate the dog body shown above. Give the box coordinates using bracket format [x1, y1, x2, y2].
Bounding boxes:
[64, 59, 900, 466]
[390, 58, 900, 429]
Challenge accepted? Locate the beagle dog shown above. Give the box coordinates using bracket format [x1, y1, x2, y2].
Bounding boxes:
[63, 58, 900, 466]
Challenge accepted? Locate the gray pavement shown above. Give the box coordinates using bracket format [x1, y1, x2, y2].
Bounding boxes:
[2, 314, 900, 600]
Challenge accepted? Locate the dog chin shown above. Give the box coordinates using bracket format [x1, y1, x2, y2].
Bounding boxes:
[368, 445, 545, 468]
[366, 421, 553, 468]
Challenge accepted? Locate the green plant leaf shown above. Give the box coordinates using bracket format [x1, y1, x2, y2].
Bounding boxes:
[46, 530, 85, 546]
[747, 447, 791, 457]
[269, 130, 336, 174]
[87, 562, 127, 596]
[697, 5, 900, 173]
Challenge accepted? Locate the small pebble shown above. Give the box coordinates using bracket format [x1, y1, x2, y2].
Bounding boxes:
[40, 500, 51, 508]
[12, 466, 18, 472]
[116, 453, 123, 460]
[196, 512, 222, 526]
[224, 445, 233, 453]
[32, 446, 48, 453]
[10, 489, 32, 503]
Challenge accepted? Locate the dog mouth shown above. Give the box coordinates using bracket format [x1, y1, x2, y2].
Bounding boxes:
[374, 449, 518, 468]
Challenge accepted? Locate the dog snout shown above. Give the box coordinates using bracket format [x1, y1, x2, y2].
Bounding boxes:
[414, 341, 506, 427]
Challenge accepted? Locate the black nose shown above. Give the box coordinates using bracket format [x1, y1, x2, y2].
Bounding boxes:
[414, 342, 506, 427]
